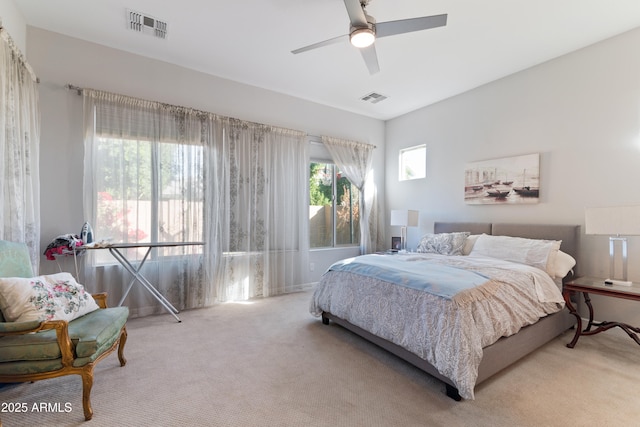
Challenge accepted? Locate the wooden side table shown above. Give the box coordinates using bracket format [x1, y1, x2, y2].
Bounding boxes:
[563, 276, 640, 348]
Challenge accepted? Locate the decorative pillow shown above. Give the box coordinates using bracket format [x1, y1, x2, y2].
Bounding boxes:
[416, 232, 470, 255]
[461, 234, 480, 255]
[548, 250, 576, 279]
[469, 234, 561, 275]
[0, 272, 99, 323]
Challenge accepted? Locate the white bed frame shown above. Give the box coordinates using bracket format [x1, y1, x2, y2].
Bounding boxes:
[320, 222, 579, 400]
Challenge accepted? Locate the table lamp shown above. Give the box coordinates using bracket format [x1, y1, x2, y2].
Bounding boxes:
[585, 205, 640, 286]
[390, 209, 419, 252]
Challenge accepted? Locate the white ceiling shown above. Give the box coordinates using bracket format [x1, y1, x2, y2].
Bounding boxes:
[15, 0, 640, 120]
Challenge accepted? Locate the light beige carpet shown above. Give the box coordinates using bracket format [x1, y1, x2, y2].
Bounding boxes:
[1, 289, 639, 427]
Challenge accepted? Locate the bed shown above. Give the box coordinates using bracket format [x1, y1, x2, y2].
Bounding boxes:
[310, 222, 579, 400]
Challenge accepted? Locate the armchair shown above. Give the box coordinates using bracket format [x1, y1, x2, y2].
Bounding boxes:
[0, 240, 129, 421]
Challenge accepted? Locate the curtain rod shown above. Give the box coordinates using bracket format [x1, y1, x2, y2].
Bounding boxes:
[66, 84, 83, 95]
[64, 84, 307, 137]
[66, 85, 374, 148]
[308, 135, 376, 149]
[1, 27, 39, 83]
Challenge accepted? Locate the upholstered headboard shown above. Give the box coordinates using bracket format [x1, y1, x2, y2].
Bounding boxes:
[434, 222, 491, 236]
[433, 222, 580, 280]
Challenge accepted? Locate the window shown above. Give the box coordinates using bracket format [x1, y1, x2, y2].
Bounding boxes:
[309, 162, 360, 248]
[94, 136, 204, 262]
[399, 144, 427, 181]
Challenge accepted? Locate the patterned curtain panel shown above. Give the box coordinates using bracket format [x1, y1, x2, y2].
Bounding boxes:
[207, 118, 307, 301]
[322, 136, 379, 253]
[0, 29, 41, 272]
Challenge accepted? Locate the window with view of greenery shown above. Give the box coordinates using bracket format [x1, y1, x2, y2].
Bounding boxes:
[309, 162, 360, 248]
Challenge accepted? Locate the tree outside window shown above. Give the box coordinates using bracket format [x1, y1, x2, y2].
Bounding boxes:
[309, 162, 360, 248]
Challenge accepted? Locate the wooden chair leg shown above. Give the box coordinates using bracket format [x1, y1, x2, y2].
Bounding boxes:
[81, 369, 94, 421]
[118, 328, 128, 367]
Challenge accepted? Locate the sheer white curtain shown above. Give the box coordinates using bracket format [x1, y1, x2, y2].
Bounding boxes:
[322, 136, 379, 253]
[82, 90, 210, 315]
[83, 89, 307, 312]
[209, 118, 307, 301]
[0, 29, 40, 271]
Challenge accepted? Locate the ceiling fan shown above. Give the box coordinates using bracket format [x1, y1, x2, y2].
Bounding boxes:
[291, 0, 447, 75]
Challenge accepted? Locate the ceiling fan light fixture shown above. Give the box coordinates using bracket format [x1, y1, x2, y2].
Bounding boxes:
[350, 28, 375, 48]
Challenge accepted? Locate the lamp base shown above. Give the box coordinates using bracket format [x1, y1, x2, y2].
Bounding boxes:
[609, 236, 630, 284]
[604, 278, 633, 286]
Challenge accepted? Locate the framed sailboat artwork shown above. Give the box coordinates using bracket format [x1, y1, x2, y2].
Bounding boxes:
[464, 153, 540, 205]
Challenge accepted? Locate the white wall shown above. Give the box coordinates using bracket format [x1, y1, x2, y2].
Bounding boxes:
[386, 27, 640, 325]
[0, 0, 26, 52]
[25, 26, 383, 283]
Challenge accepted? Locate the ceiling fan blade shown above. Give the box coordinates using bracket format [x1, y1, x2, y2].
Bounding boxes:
[376, 14, 447, 38]
[360, 44, 380, 75]
[343, 0, 368, 27]
[291, 34, 349, 54]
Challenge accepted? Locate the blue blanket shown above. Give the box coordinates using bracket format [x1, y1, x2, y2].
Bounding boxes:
[327, 254, 489, 300]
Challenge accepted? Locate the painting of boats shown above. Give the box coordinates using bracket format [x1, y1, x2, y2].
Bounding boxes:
[464, 153, 539, 205]
[513, 186, 539, 197]
[486, 189, 511, 198]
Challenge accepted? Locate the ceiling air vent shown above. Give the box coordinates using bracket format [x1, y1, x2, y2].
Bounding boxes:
[127, 9, 168, 39]
[360, 92, 388, 104]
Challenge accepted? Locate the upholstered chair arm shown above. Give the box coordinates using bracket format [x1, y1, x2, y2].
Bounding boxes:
[91, 292, 108, 309]
[0, 319, 42, 334]
[0, 320, 76, 367]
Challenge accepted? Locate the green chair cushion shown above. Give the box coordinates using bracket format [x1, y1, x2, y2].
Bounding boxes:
[0, 319, 41, 333]
[72, 306, 128, 358]
[0, 307, 128, 364]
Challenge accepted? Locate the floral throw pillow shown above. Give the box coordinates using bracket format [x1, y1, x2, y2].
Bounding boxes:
[0, 272, 99, 323]
[416, 232, 470, 255]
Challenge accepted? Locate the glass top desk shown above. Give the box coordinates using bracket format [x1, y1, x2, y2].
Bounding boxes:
[79, 242, 204, 322]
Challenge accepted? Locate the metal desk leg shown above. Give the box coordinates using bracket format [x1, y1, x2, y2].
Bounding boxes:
[110, 247, 181, 322]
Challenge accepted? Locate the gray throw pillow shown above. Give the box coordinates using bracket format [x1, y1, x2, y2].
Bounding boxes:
[416, 232, 470, 255]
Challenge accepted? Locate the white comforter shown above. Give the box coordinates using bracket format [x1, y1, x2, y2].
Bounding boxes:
[309, 253, 565, 399]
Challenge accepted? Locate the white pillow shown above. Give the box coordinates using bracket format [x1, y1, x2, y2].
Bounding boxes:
[548, 250, 576, 279]
[469, 234, 561, 275]
[0, 272, 99, 323]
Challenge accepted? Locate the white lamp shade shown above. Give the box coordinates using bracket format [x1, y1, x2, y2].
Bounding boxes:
[585, 205, 640, 235]
[390, 210, 419, 227]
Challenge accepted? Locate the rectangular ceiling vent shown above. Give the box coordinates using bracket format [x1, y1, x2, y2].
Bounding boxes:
[360, 92, 388, 104]
[127, 9, 168, 39]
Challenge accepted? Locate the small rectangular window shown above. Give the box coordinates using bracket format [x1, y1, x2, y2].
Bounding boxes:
[399, 144, 426, 181]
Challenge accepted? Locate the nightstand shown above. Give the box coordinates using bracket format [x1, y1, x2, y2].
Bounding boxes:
[563, 276, 640, 348]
